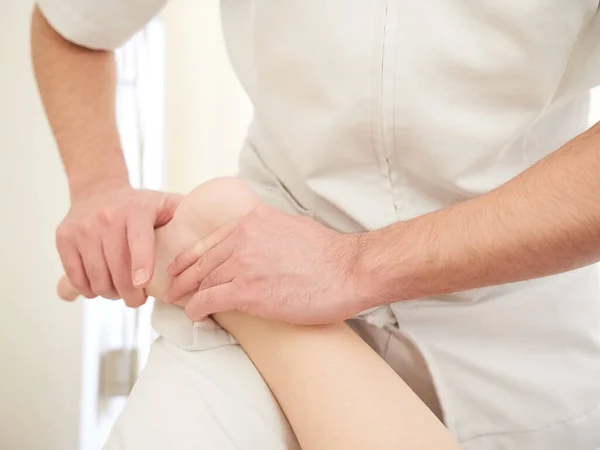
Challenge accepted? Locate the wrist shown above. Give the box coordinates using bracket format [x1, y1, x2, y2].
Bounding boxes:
[68, 172, 130, 203]
[346, 230, 400, 311]
[63, 141, 130, 201]
[351, 221, 433, 308]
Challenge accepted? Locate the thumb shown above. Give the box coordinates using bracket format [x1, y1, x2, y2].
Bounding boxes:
[155, 192, 184, 227]
[184, 283, 238, 322]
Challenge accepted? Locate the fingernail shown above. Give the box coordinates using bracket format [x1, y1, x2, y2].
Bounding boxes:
[133, 269, 149, 287]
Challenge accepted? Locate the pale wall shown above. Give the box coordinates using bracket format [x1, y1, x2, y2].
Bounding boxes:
[0, 0, 253, 448]
[0, 1, 83, 449]
[162, 0, 252, 193]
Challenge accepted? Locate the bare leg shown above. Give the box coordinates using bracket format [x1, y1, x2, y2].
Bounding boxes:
[59, 177, 459, 450]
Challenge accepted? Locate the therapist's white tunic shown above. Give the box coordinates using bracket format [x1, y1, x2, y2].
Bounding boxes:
[39, 1, 600, 448]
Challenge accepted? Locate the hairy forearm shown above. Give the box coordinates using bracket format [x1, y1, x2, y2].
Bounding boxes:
[30, 5, 128, 196]
[361, 122, 600, 303]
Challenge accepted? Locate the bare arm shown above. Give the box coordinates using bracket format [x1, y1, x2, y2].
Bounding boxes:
[216, 312, 460, 450]
[162, 121, 600, 324]
[156, 181, 458, 450]
[31, 5, 180, 306]
[31, 5, 127, 192]
[361, 121, 600, 305]
[59, 177, 459, 449]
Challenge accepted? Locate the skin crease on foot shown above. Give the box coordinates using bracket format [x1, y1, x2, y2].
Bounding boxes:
[56, 177, 260, 310]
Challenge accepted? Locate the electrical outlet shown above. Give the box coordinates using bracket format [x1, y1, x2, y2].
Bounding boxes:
[99, 348, 139, 398]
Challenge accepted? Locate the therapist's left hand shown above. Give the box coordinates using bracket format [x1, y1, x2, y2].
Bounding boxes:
[163, 205, 371, 325]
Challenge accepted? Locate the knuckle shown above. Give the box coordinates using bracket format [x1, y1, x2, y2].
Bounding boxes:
[237, 300, 252, 314]
[199, 274, 215, 290]
[56, 222, 76, 244]
[98, 207, 117, 226]
[195, 255, 206, 269]
[56, 222, 67, 237]
[55, 228, 68, 247]
[77, 218, 96, 236]
[237, 290, 255, 314]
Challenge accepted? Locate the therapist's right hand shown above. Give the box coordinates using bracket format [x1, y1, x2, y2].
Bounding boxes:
[56, 179, 182, 307]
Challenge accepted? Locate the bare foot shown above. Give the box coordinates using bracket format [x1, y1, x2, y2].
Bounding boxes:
[57, 177, 260, 308]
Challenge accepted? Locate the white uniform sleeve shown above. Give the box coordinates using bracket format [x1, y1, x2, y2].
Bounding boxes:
[36, 0, 168, 50]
